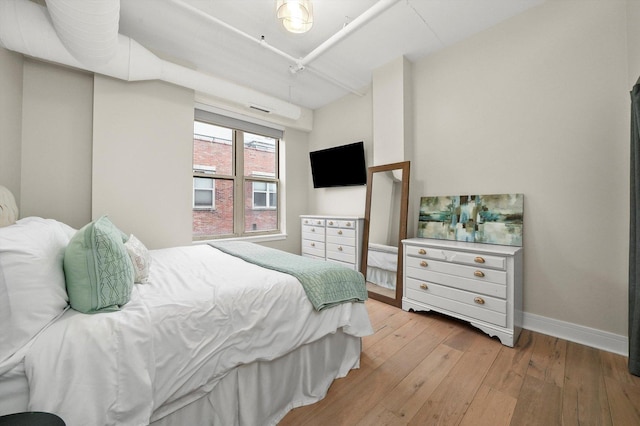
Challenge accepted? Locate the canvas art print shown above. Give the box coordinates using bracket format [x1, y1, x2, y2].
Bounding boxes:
[417, 193, 524, 247]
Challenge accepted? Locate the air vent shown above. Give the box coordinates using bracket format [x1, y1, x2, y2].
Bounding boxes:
[249, 104, 271, 114]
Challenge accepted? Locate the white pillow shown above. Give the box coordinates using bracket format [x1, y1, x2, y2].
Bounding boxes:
[0, 185, 18, 228]
[124, 234, 151, 284]
[0, 217, 76, 362]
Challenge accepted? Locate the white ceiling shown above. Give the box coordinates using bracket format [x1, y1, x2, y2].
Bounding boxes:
[118, 0, 544, 111]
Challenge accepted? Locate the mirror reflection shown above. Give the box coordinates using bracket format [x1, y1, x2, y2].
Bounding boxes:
[361, 161, 410, 307]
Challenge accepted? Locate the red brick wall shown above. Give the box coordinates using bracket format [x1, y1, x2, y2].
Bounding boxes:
[193, 136, 278, 237]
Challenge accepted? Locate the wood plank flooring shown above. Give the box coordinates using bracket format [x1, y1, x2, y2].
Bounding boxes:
[279, 299, 640, 425]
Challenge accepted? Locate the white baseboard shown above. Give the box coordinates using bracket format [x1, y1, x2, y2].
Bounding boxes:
[522, 312, 628, 356]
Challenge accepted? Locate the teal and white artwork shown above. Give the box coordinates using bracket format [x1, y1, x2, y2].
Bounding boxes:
[418, 193, 523, 247]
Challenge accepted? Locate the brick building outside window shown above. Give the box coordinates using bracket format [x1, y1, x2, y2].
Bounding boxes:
[192, 116, 280, 239]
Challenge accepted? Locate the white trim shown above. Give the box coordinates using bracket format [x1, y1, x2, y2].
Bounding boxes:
[522, 312, 628, 356]
[193, 233, 287, 245]
[195, 102, 286, 132]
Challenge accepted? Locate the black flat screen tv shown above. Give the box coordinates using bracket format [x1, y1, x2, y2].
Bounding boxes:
[309, 141, 367, 188]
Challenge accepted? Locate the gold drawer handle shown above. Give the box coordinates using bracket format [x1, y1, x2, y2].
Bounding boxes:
[474, 270, 485, 278]
[418, 249, 426, 255]
[474, 256, 485, 264]
[304, 220, 309, 224]
[419, 283, 428, 290]
[317, 220, 322, 225]
[474, 297, 485, 305]
[329, 221, 334, 225]
[311, 228, 315, 232]
[311, 242, 315, 247]
[338, 230, 343, 235]
[346, 222, 351, 226]
[420, 261, 428, 267]
[338, 246, 343, 251]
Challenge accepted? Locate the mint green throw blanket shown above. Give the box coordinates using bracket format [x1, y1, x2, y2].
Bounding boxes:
[209, 241, 367, 311]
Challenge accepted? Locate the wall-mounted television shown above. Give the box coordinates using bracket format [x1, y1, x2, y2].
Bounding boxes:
[309, 141, 367, 188]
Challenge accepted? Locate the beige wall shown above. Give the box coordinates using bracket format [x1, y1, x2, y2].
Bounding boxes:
[307, 89, 372, 217]
[261, 127, 310, 254]
[0, 46, 23, 204]
[20, 60, 93, 229]
[411, 0, 629, 336]
[92, 76, 195, 249]
[311, 0, 633, 339]
[2, 0, 636, 341]
[1, 52, 310, 251]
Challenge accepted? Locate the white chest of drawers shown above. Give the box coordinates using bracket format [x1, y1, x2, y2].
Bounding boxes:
[402, 238, 523, 347]
[300, 215, 364, 271]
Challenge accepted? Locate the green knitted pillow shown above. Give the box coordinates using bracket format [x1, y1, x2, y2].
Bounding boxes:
[64, 216, 134, 314]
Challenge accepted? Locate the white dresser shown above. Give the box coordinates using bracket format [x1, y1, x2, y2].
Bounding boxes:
[402, 238, 523, 347]
[300, 215, 364, 271]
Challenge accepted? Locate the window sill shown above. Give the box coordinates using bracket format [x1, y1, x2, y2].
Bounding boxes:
[192, 232, 287, 245]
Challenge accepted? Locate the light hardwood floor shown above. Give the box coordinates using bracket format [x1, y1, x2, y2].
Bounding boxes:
[279, 299, 640, 425]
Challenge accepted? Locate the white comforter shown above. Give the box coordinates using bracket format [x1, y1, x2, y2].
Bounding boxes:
[23, 245, 373, 426]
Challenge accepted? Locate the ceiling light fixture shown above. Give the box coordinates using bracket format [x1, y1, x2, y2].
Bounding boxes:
[276, 0, 313, 34]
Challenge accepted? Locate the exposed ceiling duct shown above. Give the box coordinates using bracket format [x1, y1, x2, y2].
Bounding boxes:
[0, 0, 302, 120]
[45, 0, 120, 67]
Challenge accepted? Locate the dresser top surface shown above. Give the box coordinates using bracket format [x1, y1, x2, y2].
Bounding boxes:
[402, 237, 522, 255]
[300, 215, 364, 220]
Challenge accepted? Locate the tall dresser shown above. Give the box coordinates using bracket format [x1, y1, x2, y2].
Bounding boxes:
[300, 215, 364, 271]
[402, 238, 523, 347]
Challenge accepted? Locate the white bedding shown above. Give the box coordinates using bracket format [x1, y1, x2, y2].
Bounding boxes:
[366, 243, 398, 290]
[23, 245, 372, 426]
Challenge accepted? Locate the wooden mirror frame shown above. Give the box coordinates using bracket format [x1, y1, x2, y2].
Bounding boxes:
[361, 161, 410, 307]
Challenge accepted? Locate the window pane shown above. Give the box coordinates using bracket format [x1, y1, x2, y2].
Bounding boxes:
[244, 132, 276, 177]
[194, 177, 213, 189]
[269, 192, 277, 207]
[253, 181, 267, 191]
[254, 192, 266, 207]
[193, 178, 234, 238]
[194, 190, 213, 207]
[244, 180, 277, 233]
[194, 122, 233, 175]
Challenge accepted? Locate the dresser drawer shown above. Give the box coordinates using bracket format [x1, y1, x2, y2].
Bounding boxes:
[326, 219, 357, 229]
[302, 225, 325, 242]
[407, 245, 506, 270]
[406, 277, 507, 327]
[405, 256, 507, 285]
[326, 257, 358, 270]
[301, 239, 325, 258]
[327, 243, 356, 264]
[301, 218, 325, 226]
[406, 265, 506, 298]
[326, 227, 355, 239]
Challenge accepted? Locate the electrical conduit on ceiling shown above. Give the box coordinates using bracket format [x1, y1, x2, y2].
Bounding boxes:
[0, 0, 302, 120]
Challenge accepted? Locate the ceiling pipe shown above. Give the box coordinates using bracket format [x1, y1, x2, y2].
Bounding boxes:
[299, 0, 401, 67]
[168, 0, 401, 98]
[0, 0, 301, 120]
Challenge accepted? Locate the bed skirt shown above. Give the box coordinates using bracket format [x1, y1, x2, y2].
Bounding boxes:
[150, 330, 362, 426]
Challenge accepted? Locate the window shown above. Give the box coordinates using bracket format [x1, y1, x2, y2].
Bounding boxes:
[193, 177, 215, 209]
[193, 109, 283, 240]
[252, 181, 277, 209]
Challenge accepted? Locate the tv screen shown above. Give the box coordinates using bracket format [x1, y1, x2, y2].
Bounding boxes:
[309, 142, 367, 188]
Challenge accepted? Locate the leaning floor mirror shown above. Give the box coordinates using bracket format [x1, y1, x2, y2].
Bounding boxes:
[361, 161, 410, 307]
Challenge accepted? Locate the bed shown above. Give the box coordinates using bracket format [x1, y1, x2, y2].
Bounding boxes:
[0, 215, 372, 426]
[366, 242, 398, 290]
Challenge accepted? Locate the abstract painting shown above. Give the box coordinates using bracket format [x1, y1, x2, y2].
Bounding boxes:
[417, 193, 523, 247]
